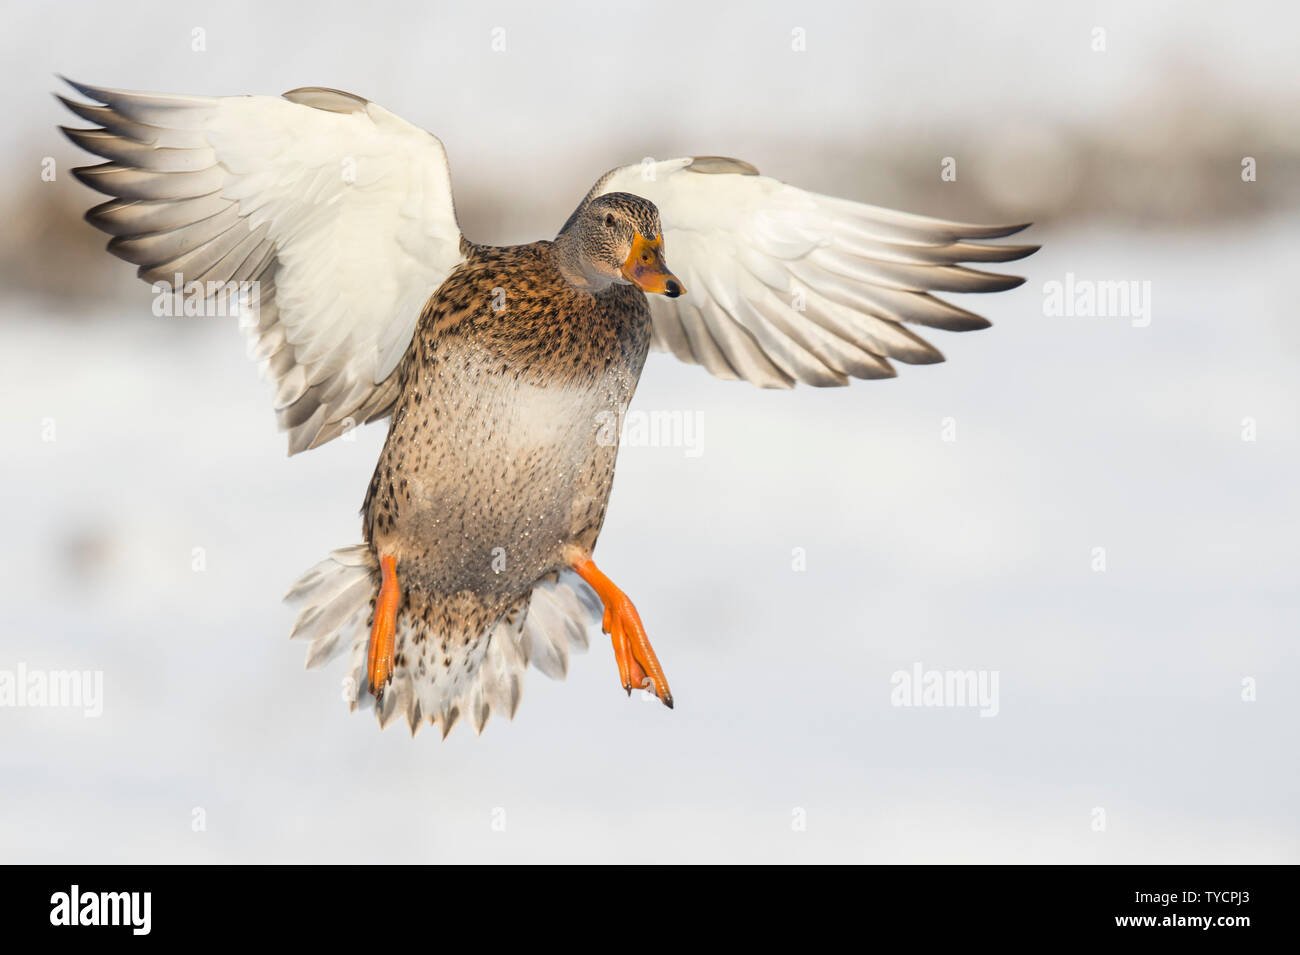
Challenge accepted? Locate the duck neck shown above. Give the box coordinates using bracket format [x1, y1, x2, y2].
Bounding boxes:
[552, 229, 616, 294]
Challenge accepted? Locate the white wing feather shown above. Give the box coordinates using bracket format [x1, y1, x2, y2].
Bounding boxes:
[589, 157, 1037, 387]
[60, 80, 465, 453]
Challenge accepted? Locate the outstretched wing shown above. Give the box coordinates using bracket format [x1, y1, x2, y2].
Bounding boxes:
[587, 157, 1037, 388]
[58, 80, 465, 453]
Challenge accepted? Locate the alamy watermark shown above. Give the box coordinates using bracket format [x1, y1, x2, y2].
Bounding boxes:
[151, 275, 260, 319]
[0, 663, 103, 717]
[50, 885, 150, 935]
[890, 662, 999, 717]
[1043, 273, 1151, 328]
[595, 409, 704, 457]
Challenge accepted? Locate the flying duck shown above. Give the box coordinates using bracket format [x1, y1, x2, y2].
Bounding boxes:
[58, 80, 1037, 736]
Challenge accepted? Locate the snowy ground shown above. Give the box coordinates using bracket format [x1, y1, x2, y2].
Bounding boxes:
[1, 220, 1297, 863]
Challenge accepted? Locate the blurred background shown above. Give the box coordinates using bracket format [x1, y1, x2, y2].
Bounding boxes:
[1, 0, 1296, 863]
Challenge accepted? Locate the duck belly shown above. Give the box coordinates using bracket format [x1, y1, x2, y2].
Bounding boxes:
[364, 339, 638, 617]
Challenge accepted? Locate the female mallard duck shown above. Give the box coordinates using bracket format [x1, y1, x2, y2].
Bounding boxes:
[60, 80, 1036, 736]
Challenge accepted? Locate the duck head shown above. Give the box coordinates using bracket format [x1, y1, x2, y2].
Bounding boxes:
[556, 192, 685, 297]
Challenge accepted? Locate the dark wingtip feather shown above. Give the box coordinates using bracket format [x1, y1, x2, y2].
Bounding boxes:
[71, 161, 114, 194]
[970, 271, 1028, 293]
[989, 222, 1033, 238]
[54, 94, 105, 130]
[58, 125, 103, 154]
[60, 76, 110, 104]
[983, 242, 1040, 263]
[950, 314, 993, 332]
[894, 348, 947, 366]
[943, 219, 1035, 240]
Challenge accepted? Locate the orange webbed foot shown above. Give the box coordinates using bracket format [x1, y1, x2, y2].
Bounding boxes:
[569, 548, 673, 708]
[367, 554, 400, 700]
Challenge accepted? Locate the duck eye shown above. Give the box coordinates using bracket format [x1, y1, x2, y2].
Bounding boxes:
[604, 213, 615, 228]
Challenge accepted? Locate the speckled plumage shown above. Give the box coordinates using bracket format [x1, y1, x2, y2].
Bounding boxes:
[360, 239, 651, 710]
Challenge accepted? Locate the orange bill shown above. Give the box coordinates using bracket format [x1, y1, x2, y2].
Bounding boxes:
[621, 233, 686, 298]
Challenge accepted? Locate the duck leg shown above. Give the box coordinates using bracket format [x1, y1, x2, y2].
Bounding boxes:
[367, 554, 401, 699]
[566, 546, 673, 708]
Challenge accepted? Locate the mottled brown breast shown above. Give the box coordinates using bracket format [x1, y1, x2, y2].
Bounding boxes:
[421, 241, 653, 389]
[360, 240, 652, 642]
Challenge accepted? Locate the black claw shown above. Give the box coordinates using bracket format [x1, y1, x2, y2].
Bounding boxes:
[663, 695, 674, 710]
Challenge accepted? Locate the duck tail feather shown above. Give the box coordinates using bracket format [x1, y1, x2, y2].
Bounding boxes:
[287, 547, 600, 738]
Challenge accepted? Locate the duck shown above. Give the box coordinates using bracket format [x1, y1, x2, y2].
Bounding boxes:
[58, 80, 1037, 737]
